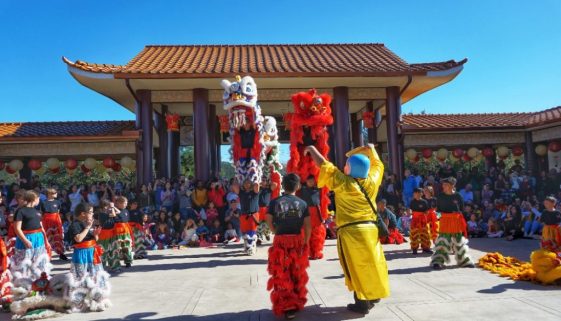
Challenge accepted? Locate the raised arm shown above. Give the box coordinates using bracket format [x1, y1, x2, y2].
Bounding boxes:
[304, 145, 326, 166]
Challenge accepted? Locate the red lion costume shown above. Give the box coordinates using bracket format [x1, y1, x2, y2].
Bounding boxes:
[286, 89, 333, 259]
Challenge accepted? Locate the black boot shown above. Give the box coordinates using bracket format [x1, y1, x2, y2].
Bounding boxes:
[347, 292, 370, 314]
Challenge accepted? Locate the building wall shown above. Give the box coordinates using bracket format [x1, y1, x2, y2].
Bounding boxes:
[532, 125, 561, 142]
[404, 131, 526, 147]
[0, 141, 136, 158]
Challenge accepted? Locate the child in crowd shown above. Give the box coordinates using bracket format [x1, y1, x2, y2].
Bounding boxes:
[205, 202, 219, 226]
[155, 222, 170, 250]
[487, 218, 504, 238]
[208, 219, 223, 243]
[179, 219, 199, 247]
[397, 208, 412, 237]
[62, 212, 73, 251]
[142, 213, 156, 250]
[325, 214, 337, 239]
[196, 219, 209, 243]
[129, 200, 147, 259]
[169, 212, 184, 245]
[114, 196, 134, 267]
[224, 200, 241, 238]
[467, 214, 485, 238]
[223, 222, 239, 244]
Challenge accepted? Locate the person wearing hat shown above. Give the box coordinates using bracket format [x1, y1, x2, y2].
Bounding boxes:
[409, 188, 433, 254]
[430, 177, 475, 270]
[305, 143, 389, 314]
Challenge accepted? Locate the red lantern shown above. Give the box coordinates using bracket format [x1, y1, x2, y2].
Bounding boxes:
[452, 148, 464, 158]
[49, 167, 60, 174]
[548, 141, 561, 153]
[482, 147, 494, 158]
[166, 113, 180, 132]
[81, 164, 90, 173]
[102, 157, 115, 169]
[28, 159, 42, 171]
[362, 111, 374, 129]
[463, 154, 471, 162]
[218, 115, 230, 133]
[5, 166, 16, 174]
[512, 146, 524, 156]
[0, 160, 4, 171]
[421, 148, 433, 159]
[112, 162, 122, 172]
[413, 155, 420, 163]
[65, 159, 78, 170]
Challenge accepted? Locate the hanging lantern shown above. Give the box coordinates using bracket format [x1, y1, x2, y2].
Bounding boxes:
[497, 146, 509, 159]
[46, 157, 60, 170]
[436, 148, 448, 161]
[9, 159, 23, 171]
[421, 148, 433, 159]
[65, 158, 78, 170]
[463, 154, 472, 162]
[475, 154, 484, 161]
[0, 160, 4, 171]
[165, 113, 181, 132]
[413, 155, 420, 163]
[49, 167, 60, 174]
[482, 147, 494, 158]
[405, 148, 417, 161]
[28, 159, 42, 171]
[81, 164, 90, 173]
[467, 147, 479, 159]
[112, 162, 122, 172]
[218, 115, 230, 133]
[283, 113, 293, 130]
[102, 157, 115, 169]
[84, 158, 97, 170]
[120, 156, 133, 169]
[535, 144, 548, 157]
[452, 148, 464, 158]
[511, 146, 524, 156]
[548, 141, 561, 153]
[362, 111, 374, 129]
[5, 166, 17, 174]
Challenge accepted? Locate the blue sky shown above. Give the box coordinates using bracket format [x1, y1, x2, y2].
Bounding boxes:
[1, 0, 560, 123]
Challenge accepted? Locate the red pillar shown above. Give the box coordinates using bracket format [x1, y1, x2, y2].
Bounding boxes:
[193, 88, 210, 182]
[386, 86, 401, 179]
[208, 104, 218, 179]
[351, 113, 364, 148]
[524, 132, 536, 175]
[156, 106, 168, 179]
[137, 90, 153, 186]
[366, 101, 377, 144]
[135, 102, 143, 189]
[333, 87, 351, 170]
[168, 130, 180, 179]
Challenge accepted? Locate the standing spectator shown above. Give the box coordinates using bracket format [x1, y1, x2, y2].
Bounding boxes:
[207, 181, 226, 215]
[87, 185, 100, 208]
[68, 185, 84, 213]
[160, 182, 176, 213]
[191, 180, 208, 211]
[137, 184, 154, 211]
[402, 169, 418, 207]
[459, 184, 474, 204]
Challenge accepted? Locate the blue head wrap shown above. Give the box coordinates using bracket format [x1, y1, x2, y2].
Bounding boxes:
[347, 154, 370, 179]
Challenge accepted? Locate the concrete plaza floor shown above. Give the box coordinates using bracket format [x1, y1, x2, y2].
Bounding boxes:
[3, 237, 561, 321]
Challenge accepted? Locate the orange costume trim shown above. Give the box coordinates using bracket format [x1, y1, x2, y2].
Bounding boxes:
[541, 225, 561, 252]
[74, 240, 104, 264]
[240, 213, 259, 233]
[439, 212, 467, 238]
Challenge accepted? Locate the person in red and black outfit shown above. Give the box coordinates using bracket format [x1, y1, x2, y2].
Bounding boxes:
[299, 175, 325, 260]
[40, 188, 68, 261]
[239, 180, 260, 255]
[257, 180, 273, 244]
[409, 188, 433, 254]
[266, 173, 311, 320]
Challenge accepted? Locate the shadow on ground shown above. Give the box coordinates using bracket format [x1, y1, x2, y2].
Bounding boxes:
[93, 306, 365, 321]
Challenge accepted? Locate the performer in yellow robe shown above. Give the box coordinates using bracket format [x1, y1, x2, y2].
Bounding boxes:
[305, 144, 390, 314]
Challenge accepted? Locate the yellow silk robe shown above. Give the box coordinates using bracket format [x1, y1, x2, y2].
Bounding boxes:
[318, 145, 390, 300]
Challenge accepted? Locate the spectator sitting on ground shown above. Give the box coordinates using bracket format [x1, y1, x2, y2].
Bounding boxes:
[487, 218, 504, 238]
[223, 222, 239, 244]
[208, 219, 223, 243]
[179, 219, 199, 247]
[467, 214, 485, 238]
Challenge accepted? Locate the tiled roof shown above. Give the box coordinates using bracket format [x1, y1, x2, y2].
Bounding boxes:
[402, 106, 561, 131]
[64, 43, 466, 77]
[0, 121, 135, 138]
